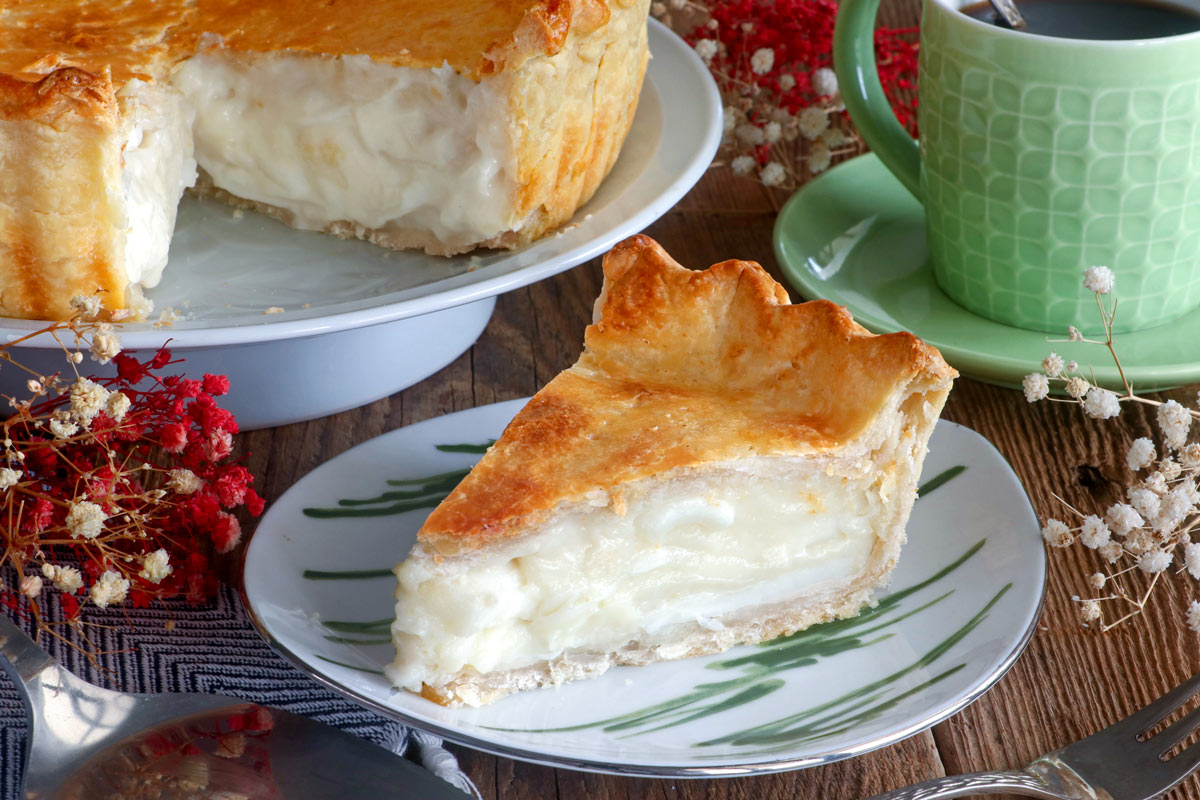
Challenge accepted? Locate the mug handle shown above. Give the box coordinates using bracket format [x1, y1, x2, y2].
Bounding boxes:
[832, 0, 923, 201]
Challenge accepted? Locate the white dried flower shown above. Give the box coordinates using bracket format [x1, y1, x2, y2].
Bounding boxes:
[808, 143, 832, 174]
[722, 105, 737, 137]
[760, 162, 787, 187]
[1079, 515, 1111, 549]
[90, 326, 121, 364]
[1143, 471, 1169, 496]
[693, 39, 718, 63]
[65, 500, 107, 540]
[798, 106, 830, 140]
[820, 127, 846, 148]
[763, 121, 783, 143]
[730, 155, 756, 176]
[1065, 376, 1090, 399]
[706, 17, 718, 29]
[1041, 352, 1065, 378]
[1083, 387, 1120, 419]
[70, 295, 102, 319]
[1089, 572, 1106, 590]
[1184, 443, 1200, 469]
[1128, 487, 1161, 521]
[20, 574, 42, 598]
[1068, 326, 1085, 342]
[89, 570, 129, 608]
[1079, 599, 1101, 623]
[750, 47, 775, 75]
[1022, 373, 1050, 402]
[1126, 529, 1154, 555]
[1098, 541, 1124, 564]
[1160, 458, 1182, 481]
[736, 123, 765, 146]
[1138, 548, 1173, 574]
[1127, 437, 1156, 471]
[1105, 502, 1144, 536]
[46, 564, 83, 594]
[779, 73, 796, 91]
[1082, 265, 1115, 295]
[1157, 399, 1192, 451]
[1041, 518, 1072, 548]
[1185, 542, 1200, 580]
[166, 468, 203, 495]
[139, 549, 172, 584]
[0, 468, 19, 490]
[67, 351, 83, 365]
[1188, 601, 1200, 634]
[26, 379, 42, 394]
[811, 66, 839, 96]
[106, 391, 131, 422]
[69, 377, 110, 427]
[1157, 485, 1197, 530]
[48, 414, 79, 441]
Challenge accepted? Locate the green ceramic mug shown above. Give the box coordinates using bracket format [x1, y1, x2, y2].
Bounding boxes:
[833, 0, 1200, 333]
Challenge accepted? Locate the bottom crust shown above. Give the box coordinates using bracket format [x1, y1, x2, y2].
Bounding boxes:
[417, 581, 883, 708]
[189, 171, 561, 257]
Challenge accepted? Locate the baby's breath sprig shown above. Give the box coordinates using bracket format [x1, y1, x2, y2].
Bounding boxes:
[650, 0, 919, 190]
[1023, 267, 1200, 633]
[0, 298, 264, 663]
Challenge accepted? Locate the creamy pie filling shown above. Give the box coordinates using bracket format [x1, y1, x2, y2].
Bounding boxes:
[387, 459, 885, 693]
[118, 80, 197, 288]
[171, 48, 520, 248]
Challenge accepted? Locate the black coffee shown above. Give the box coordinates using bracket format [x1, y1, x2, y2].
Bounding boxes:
[962, 0, 1200, 39]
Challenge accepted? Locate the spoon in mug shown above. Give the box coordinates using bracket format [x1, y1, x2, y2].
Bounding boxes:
[987, 0, 1028, 28]
[0, 612, 470, 799]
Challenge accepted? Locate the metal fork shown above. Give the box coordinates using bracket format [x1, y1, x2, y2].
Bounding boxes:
[867, 670, 1200, 800]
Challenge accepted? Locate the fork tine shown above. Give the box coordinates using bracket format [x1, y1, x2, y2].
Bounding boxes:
[1111, 671, 1200, 738]
[1154, 702, 1200, 756]
[1156, 732, 1200, 794]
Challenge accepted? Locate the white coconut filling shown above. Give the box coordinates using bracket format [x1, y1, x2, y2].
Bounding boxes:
[171, 49, 519, 246]
[118, 80, 197, 287]
[388, 462, 884, 692]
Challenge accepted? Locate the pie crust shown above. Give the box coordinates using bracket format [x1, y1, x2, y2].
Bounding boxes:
[389, 235, 958, 706]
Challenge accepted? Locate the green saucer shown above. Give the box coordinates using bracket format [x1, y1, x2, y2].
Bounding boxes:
[774, 153, 1200, 392]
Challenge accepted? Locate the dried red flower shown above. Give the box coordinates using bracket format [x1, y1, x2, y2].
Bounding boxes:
[1, 322, 265, 644]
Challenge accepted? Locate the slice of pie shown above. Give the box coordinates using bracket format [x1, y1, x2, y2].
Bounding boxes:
[0, 0, 649, 319]
[387, 235, 957, 707]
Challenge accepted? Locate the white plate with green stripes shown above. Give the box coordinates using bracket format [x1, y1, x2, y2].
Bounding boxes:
[242, 398, 1046, 776]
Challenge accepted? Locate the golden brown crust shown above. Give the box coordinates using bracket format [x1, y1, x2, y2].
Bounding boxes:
[420, 236, 957, 553]
[0, 0, 616, 82]
[505, 0, 647, 246]
[0, 68, 126, 321]
[0, 68, 117, 121]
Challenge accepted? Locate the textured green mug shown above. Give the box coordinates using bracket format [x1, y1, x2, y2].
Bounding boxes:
[834, 0, 1200, 333]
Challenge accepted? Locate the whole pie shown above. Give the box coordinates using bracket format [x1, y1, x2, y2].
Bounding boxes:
[0, 0, 649, 319]
[387, 235, 957, 707]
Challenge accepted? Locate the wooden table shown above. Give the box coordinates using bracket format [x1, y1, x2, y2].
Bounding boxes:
[237, 10, 1200, 797]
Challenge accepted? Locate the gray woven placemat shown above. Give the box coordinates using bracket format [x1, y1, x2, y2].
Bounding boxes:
[0, 585, 478, 798]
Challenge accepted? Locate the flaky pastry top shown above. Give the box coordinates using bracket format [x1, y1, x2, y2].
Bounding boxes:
[421, 235, 957, 554]
[0, 0, 616, 86]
